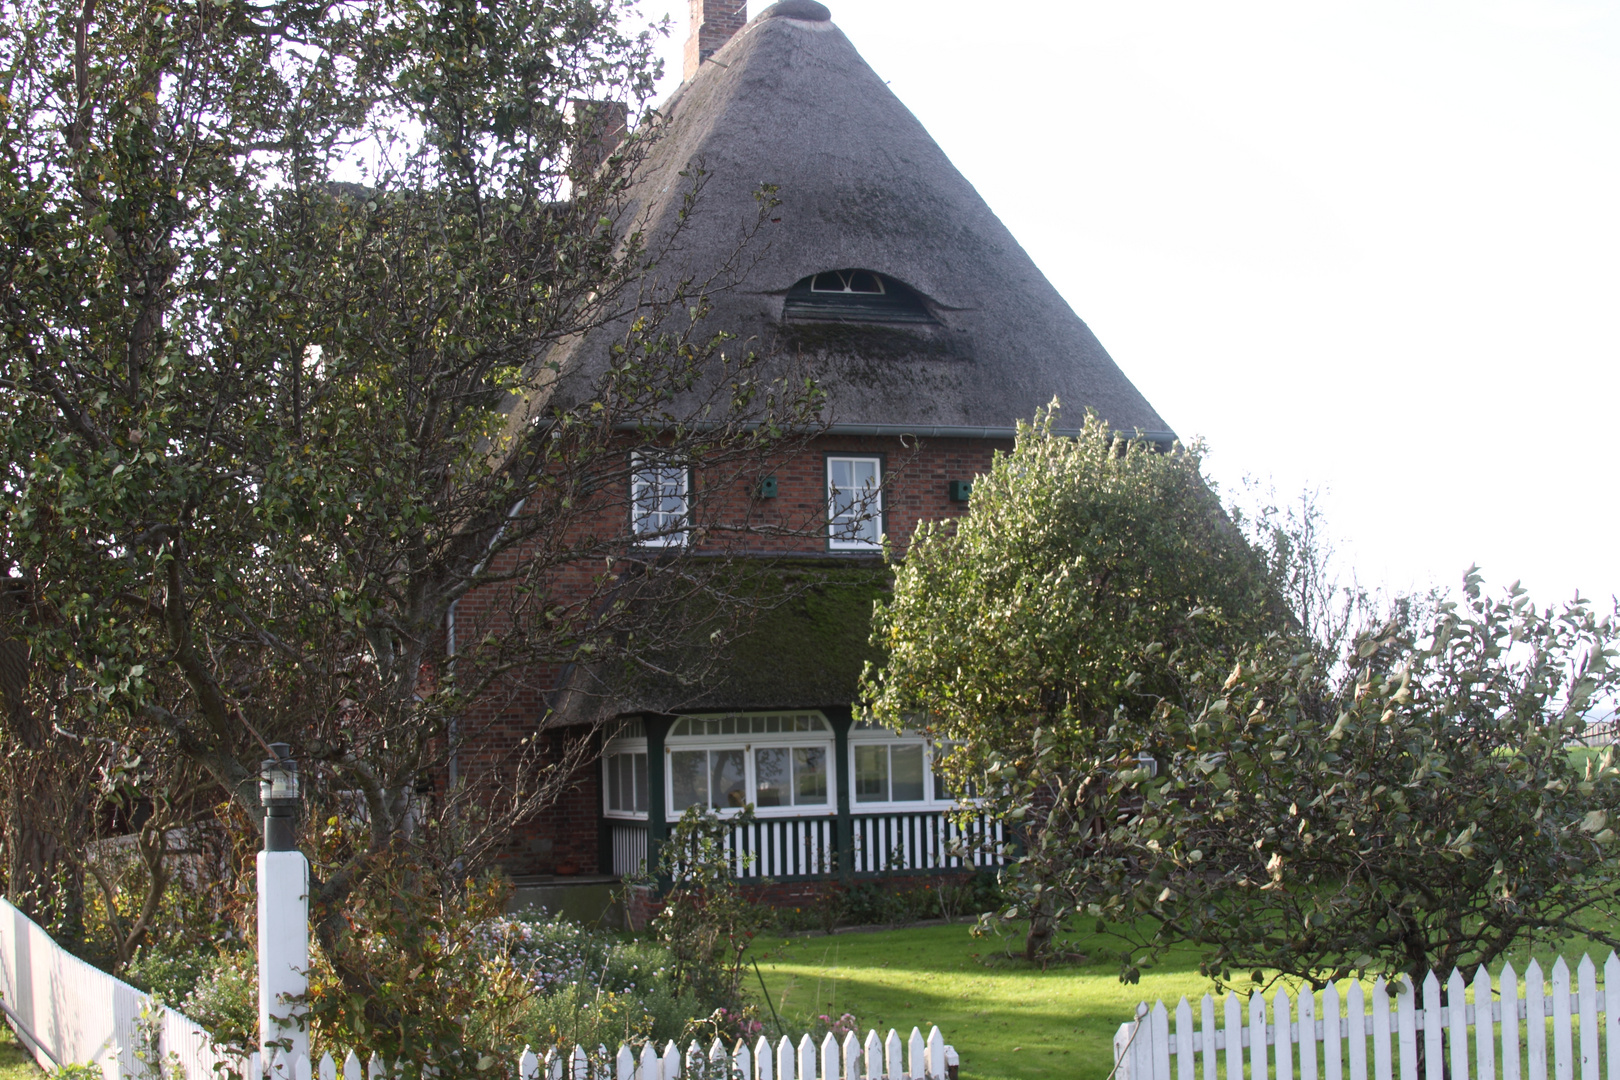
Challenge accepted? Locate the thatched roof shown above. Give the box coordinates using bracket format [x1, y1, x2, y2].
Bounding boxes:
[533, 0, 1173, 439]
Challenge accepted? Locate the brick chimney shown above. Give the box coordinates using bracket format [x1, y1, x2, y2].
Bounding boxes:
[683, 0, 748, 81]
[565, 99, 629, 176]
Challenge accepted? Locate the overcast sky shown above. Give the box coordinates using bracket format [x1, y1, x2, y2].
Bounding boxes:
[642, 1, 1620, 607]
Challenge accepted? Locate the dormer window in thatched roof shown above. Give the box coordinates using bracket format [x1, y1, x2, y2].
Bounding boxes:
[783, 269, 936, 325]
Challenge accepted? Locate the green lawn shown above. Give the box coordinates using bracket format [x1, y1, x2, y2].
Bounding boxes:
[745, 922, 1212, 1080]
[744, 921, 1620, 1080]
[0, 1024, 43, 1080]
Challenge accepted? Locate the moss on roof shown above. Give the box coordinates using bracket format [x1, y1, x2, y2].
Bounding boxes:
[555, 559, 891, 722]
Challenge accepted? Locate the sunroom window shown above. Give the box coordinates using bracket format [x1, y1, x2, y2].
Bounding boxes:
[854, 743, 926, 803]
[606, 751, 648, 814]
[849, 722, 953, 806]
[666, 711, 833, 816]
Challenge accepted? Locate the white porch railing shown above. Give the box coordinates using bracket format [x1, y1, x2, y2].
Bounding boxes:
[253, 1028, 958, 1080]
[1115, 953, 1620, 1080]
[0, 897, 231, 1080]
[849, 812, 1004, 875]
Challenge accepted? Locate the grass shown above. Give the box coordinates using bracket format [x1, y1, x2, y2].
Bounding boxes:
[0, 1024, 44, 1080]
[745, 922, 1212, 1080]
[743, 921, 1620, 1080]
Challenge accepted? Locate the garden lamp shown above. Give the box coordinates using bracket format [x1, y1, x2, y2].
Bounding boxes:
[259, 742, 299, 852]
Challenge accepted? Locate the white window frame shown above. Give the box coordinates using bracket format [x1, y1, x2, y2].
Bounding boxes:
[664, 711, 836, 819]
[827, 455, 883, 550]
[847, 726, 957, 809]
[602, 742, 650, 820]
[631, 453, 689, 546]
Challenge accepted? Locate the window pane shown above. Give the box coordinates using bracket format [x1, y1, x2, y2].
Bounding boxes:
[608, 754, 624, 811]
[793, 747, 828, 805]
[854, 744, 888, 803]
[891, 744, 925, 801]
[712, 750, 747, 809]
[932, 755, 952, 802]
[633, 461, 687, 540]
[828, 458, 880, 546]
[632, 753, 648, 814]
[671, 750, 707, 812]
[755, 747, 790, 807]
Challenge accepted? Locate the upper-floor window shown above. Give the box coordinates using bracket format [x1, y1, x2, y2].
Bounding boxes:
[631, 454, 688, 546]
[827, 455, 882, 550]
[783, 269, 936, 325]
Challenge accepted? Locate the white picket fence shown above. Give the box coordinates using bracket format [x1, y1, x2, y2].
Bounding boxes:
[0, 897, 230, 1080]
[1115, 953, 1620, 1080]
[2, 893, 957, 1080]
[253, 1028, 959, 1080]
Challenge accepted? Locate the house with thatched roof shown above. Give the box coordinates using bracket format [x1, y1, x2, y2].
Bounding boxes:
[473, 0, 1172, 911]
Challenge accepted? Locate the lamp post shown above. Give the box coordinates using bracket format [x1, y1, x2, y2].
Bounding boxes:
[257, 743, 309, 1076]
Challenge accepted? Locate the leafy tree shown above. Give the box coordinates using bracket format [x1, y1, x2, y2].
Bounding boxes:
[1056, 572, 1620, 987]
[0, 0, 820, 986]
[863, 407, 1285, 960]
[866, 406, 1620, 984]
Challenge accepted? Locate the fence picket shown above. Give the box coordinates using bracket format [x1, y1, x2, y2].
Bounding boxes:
[1448, 969, 1471, 1080]
[885, 1030, 902, 1080]
[863, 1031, 882, 1080]
[368, 1052, 386, 1080]
[1202, 994, 1219, 1080]
[1397, 978, 1417, 1080]
[345, 1050, 365, 1080]
[927, 1028, 945, 1080]
[1228, 992, 1246, 1080]
[1504, 964, 1521, 1080]
[1252, 990, 1270, 1080]
[1133, 1005, 1153, 1080]
[1325, 983, 1343, 1080]
[1373, 979, 1392, 1080]
[1579, 957, 1599, 1080]
[777, 1035, 795, 1080]
[640, 1043, 662, 1080]
[1177, 998, 1196, 1080]
[1529, 961, 1549, 1080]
[1349, 981, 1368, 1080]
[1607, 956, 1620, 1080]
[798, 1034, 816, 1080]
[842, 1032, 860, 1080]
[1555, 959, 1574, 1080]
[908, 1028, 925, 1080]
[663, 1041, 682, 1080]
[1477, 966, 1498, 1080]
[820, 1033, 839, 1080]
[1302, 986, 1320, 1080]
[1152, 1002, 1172, 1080]
[1277, 990, 1295, 1080]
[1424, 974, 1445, 1080]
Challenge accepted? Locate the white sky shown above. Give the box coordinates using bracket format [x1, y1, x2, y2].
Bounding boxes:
[642, 1, 1620, 607]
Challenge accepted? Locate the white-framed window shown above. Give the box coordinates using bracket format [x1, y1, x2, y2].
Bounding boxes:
[666, 711, 834, 816]
[603, 719, 650, 819]
[631, 453, 688, 545]
[827, 455, 882, 549]
[605, 750, 649, 815]
[848, 723, 954, 807]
